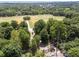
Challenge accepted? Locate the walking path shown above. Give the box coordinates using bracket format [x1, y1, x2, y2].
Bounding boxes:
[25, 20, 35, 40]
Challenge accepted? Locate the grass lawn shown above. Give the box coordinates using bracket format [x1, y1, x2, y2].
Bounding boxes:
[0, 16, 24, 24]
[29, 14, 65, 28]
[0, 14, 65, 28]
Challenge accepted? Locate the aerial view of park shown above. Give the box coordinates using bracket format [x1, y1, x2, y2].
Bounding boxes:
[0, 0, 79, 57]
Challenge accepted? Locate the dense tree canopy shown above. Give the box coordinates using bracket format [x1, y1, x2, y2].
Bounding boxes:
[67, 47, 79, 57]
[19, 29, 30, 50]
[0, 22, 10, 27]
[3, 27, 13, 39]
[35, 50, 45, 57]
[33, 35, 41, 48]
[30, 39, 38, 55]
[40, 28, 49, 44]
[50, 21, 67, 43]
[34, 20, 46, 34]
[0, 50, 4, 57]
[2, 43, 22, 57]
[11, 20, 18, 29]
[47, 18, 55, 33]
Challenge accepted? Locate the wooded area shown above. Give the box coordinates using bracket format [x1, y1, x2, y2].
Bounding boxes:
[0, 1, 79, 57]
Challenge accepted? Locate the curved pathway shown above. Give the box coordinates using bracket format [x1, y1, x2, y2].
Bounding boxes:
[25, 20, 35, 41]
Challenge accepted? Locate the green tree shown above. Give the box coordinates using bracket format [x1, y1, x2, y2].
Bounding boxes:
[40, 28, 49, 44]
[34, 19, 46, 34]
[19, 29, 30, 50]
[35, 50, 45, 57]
[2, 43, 22, 57]
[0, 27, 4, 38]
[0, 22, 10, 27]
[4, 26, 13, 39]
[50, 21, 67, 43]
[24, 52, 32, 57]
[33, 35, 41, 48]
[63, 17, 79, 40]
[47, 18, 55, 33]
[0, 50, 4, 57]
[11, 30, 19, 41]
[0, 39, 10, 50]
[30, 39, 37, 55]
[19, 21, 28, 30]
[11, 20, 18, 29]
[23, 16, 30, 21]
[67, 47, 79, 57]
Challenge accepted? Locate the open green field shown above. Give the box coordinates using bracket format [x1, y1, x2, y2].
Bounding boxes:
[0, 14, 65, 28]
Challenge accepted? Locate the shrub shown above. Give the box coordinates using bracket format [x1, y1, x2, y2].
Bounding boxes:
[0, 39, 10, 50]
[19, 21, 28, 30]
[11, 20, 18, 29]
[35, 50, 45, 57]
[0, 50, 4, 57]
[23, 16, 30, 21]
[0, 22, 10, 27]
[11, 30, 19, 40]
[24, 52, 32, 57]
[67, 47, 79, 57]
[2, 43, 22, 57]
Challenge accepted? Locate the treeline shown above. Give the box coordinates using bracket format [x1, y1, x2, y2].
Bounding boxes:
[0, 2, 79, 17]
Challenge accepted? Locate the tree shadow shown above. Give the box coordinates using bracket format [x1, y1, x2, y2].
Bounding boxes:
[39, 42, 48, 47]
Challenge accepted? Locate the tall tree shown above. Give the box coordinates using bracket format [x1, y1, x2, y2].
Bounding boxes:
[33, 35, 41, 48]
[50, 21, 67, 43]
[34, 19, 46, 34]
[19, 29, 30, 50]
[11, 20, 18, 29]
[4, 27, 13, 39]
[30, 39, 38, 55]
[40, 28, 49, 44]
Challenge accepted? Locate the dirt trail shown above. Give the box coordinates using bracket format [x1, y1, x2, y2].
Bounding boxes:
[26, 20, 35, 40]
